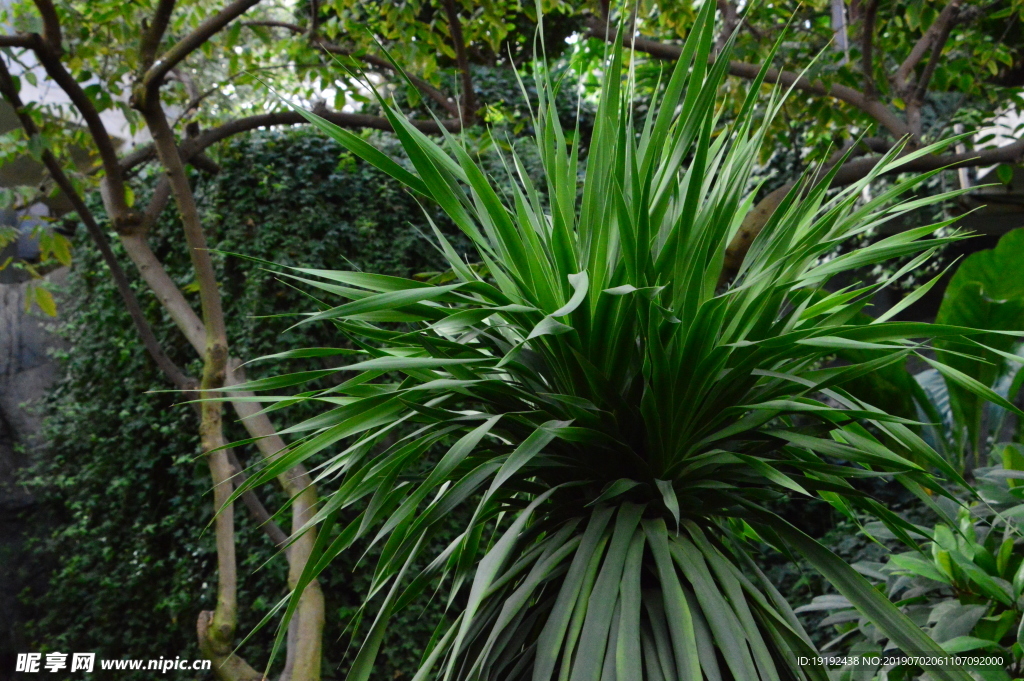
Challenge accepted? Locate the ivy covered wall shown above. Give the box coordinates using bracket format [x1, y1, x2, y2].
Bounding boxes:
[16, 128, 474, 680]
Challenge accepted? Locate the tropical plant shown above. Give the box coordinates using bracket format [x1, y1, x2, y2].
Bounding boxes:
[225, 8, 1017, 681]
[799, 461, 1024, 681]
[925, 229, 1024, 472]
[847, 229, 1024, 475]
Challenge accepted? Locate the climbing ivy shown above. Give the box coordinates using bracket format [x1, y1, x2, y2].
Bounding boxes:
[18, 128, 476, 680]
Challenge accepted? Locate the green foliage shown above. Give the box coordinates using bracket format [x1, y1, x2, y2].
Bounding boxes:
[640, 0, 1024, 155]
[232, 11, 1006, 681]
[800, 482, 1024, 680]
[20, 128, 476, 680]
[838, 229, 1024, 475]
[0, 170, 71, 314]
[789, 229, 1024, 678]
[935, 230, 1024, 461]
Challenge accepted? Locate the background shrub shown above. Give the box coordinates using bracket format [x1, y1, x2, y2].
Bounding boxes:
[18, 128, 474, 680]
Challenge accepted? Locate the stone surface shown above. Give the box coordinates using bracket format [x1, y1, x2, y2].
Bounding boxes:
[0, 268, 67, 679]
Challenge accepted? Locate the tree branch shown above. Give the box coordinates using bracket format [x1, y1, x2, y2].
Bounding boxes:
[140, 98, 323, 679]
[18, 27, 323, 665]
[903, 2, 961, 138]
[21, 35, 137, 226]
[241, 19, 303, 32]
[831, 137, 1024, 185]
[117, 233, 326, 681]
[225, 449, 289, 549]
[912, 12, 958, 105]
[140, 0, 177, 70]
[119, 108, 463, 175]
[30, 0, 61, 51]
[893, 0, 963, 94]
[441, 0, 475, 123]
[141, 0, 262, 98]
[859, 0, 879, 98]
[206, 107, 462, 145]
[309, 0, 320, 38]
[196, 422, 245, 679]
[140, 102, 226, 349]
[224, 360, 323, 681]
[585, 17, 912, 138]
[140, 175, 172, 234]
[0, 35, 34, 48]
[715, 0, 740, 55]
[831, 0, 850, 61]
[240, 19, 461, 117]
[318, 43, 460, 117]
[0, 57, 193, 391]
[120, 234, 207, 349]
[721, 135, 1024, 283]
[140, 97, 243, 675]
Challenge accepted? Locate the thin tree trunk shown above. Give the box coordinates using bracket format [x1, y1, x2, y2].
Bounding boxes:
[123, 107, 323, 680]
[141, 99, 250, 680]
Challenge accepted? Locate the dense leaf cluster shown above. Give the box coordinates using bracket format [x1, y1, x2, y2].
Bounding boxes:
[238, 9, 1002, 681]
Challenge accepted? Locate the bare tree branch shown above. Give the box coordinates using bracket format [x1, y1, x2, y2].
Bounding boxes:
[119, 108, 463, 175]
[831, 137, 1024, 185]
[912, 12, 958, 105]
[139, 95, 324, 678]
[585, 17, 913, 138]
[23, 34, 137, 226]
[209, 106, 462, 144]
[903, 3, 961, 137]
[140, 0, 177, 70]
[140, 175, 172, 234]
[441, 0, 476, 123]
[196, 427, 242, 677]
[0, 57, 194, 391]
[721, 135, 1024, 283]
[893, 0, 963, 93]
[242, 19, 303, 32]
[196, 612, 262, 681]
[860, 0, 879, 98]
[715, 0, 740, 55]
[30, 0, 61, 51]
[830, 0, 850, 62]
[140, 97, 246, 675]
[0, 35, 34, 48]
[141, 0, 263, 97]
[118, 145, 161, 175]
[141, 103, 227, 347]
[224, 361, 323, 681]
[309, 0, 320, 38]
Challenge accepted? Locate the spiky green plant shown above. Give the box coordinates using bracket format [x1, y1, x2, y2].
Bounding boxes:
[225, 7, 1016, 681]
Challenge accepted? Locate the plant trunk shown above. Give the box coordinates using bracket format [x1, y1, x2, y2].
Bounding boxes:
[126, 99, 323, 681]
[139, 99, 280, 681]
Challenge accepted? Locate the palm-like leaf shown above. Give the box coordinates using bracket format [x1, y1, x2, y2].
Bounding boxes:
[228, 9, 1007, 681]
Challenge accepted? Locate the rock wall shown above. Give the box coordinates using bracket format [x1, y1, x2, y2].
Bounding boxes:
[0, 268, 66, 678]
